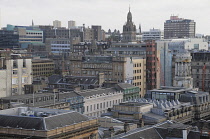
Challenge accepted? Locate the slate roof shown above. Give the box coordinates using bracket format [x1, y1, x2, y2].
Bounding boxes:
[0, 111, 90, 131]
[113, 124, 164, 139]
[63, 76, 99, 85]
[44, 111, 89, 130]
[48, 75, 62, 84]
[113, 120, 198, 139]
[112, 121, 173, 139]
[0, 115, 45, 130]
[76, 88, 118, 97]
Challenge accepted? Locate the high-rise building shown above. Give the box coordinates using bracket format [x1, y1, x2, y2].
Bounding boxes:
[146, 41, 161, 90]
[122, 7, 136, 42]
[164, 16, 196, 39]
[53, 20, 61, 28]
[68, 20, 76, 28]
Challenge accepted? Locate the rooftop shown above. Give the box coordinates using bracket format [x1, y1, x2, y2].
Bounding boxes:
[76, 87, 119, 97]
[0, 107, 90, 131]
[116, 83, 137, 90]
[117, 102, 151, 107]
[150, 86, 192, 93]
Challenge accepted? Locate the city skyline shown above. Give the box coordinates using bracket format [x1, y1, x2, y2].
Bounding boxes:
[0, 0, 210, 35]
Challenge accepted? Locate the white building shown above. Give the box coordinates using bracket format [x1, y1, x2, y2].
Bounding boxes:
[68, 20, 76, 29]
[0, 54, 32, 97]
[53, 20, 61, 28]
[142, 29, 163, 41]
[167, 38, 208, 54]
[78, 88, 123, 117]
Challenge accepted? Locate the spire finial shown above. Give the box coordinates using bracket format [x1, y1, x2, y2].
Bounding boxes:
[139, 23, 141, 34]
[129, 5, 130, 12]
[32, 19, 34, 27]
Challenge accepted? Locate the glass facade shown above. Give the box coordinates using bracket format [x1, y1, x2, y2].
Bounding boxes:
[151, 91, 181, 101]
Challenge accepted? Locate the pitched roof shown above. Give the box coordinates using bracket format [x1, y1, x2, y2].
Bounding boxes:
[0, 115, 45, 130]
[0, 110, 90, 131]
[44, 111, 89, 130]
[112, 121, 169, 139]
[48, 75, 62, 84]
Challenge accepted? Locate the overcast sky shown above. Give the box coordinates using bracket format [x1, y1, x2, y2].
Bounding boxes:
[0, 0, 210, 35]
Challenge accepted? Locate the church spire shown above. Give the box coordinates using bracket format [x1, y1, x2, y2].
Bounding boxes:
[129, 5, 130, 12]
[139, 24, 141, 34]
[32, 19, 34, 27]
[127, 6, 132, 22]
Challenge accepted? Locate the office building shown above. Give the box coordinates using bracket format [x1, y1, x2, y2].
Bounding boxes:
[146, 41, 161, 90]
[156, 41, 173, 86]
[0, 30, 19, 49]
[53, 20, 61, 28]
[45, 38, 71, 55]
[167, 38, 208, 54]
[164, 15, 196, 39]
[142, 28, 163, 41]
[6, 24, 43, 48]
[32, 58, 55, 78]
[68, 20, 76, 28]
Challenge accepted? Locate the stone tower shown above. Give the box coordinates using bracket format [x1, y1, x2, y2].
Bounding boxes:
[122, 7, 136, 42]
[173, 51, 193, 88]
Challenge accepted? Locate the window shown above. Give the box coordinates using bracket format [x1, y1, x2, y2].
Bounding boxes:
[194, 44, 199, 49]
[13, 70, 17, 75]
[13, 61, 17, 68]
[23, 59, 26, 67]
